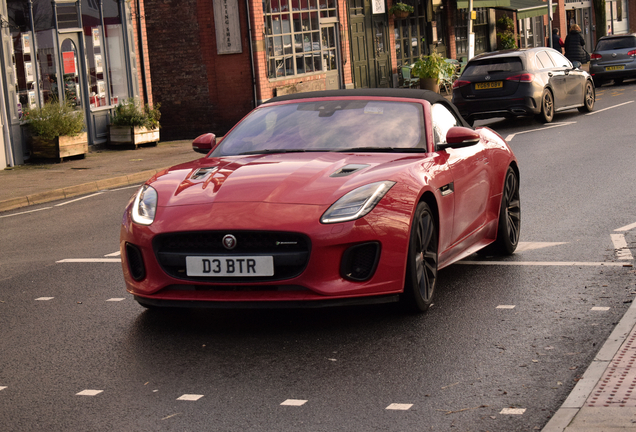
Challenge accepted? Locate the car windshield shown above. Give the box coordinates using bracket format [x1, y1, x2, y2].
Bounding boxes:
[595, 36, 636, 51]
[210, 100, 425, 156]
[462, 57, 523, 76]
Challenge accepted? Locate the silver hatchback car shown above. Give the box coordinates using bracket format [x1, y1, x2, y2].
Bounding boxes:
[589, 34, 636, 87]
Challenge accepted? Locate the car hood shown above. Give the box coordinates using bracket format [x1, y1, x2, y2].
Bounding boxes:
[149, 152, 424, 207]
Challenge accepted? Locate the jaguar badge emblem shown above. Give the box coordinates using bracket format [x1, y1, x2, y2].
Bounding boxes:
[222, 234, 237, 250]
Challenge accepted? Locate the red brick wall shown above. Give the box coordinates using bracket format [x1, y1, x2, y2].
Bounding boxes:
[145, 0, 254, 139]
[630, 0, 636, 32]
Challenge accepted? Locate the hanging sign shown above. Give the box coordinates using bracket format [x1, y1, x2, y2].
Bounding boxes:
[213, 0, 243, 54]
[63, 52, 76, 74]
[372, 0, 386, 14]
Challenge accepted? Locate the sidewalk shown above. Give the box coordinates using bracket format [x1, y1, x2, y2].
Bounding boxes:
[0, 140, 198, 212]
[1, 138, 635, 431]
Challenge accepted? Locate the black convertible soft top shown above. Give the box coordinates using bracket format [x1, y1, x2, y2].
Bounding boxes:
[265, 88, 471, 128]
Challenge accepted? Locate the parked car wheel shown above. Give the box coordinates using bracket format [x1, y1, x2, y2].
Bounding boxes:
[536, 90, 554, 123]
[578, 81, 595, 113]
[402, 202, 438, 312]
[593, 78, 603, 87]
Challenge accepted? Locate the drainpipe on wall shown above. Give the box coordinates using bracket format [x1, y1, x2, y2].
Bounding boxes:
[28, 0, 42, 106]
[136, 0, 149, 104]
[244, 0, 258, 107]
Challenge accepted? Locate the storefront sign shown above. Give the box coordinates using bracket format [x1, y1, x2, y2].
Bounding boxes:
[213, 0, 242, 54]
[63, 52, 76, 75]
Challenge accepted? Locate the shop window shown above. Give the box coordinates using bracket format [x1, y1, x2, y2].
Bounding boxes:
[394, 1, 428, 70]
[263, 0, 335, 78]
[454, 7, 489, 59]
[83, 0, 128, 108]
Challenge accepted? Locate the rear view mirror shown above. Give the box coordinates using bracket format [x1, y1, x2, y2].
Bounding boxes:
[438, 126, 481, 150]
[192, 133, 217, 154]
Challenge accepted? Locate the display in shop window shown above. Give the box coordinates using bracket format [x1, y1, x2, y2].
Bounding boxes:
[95, 54, 103, 73]
[24, 62, 33, 82]
[28, 91, 36, 108]
[92, 28, 100, 47]
[21, 33, 30, 54]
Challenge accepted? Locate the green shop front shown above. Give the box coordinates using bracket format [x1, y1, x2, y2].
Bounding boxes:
[1, 0, 143, 165]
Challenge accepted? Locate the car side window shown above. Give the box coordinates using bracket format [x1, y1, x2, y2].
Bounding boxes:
[431, 103, 460, 145]
[536, 51, 555, 69]
[547, 51, 572, 68]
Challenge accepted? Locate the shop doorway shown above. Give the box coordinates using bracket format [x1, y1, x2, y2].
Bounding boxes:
[57, 34, 86, 110]
[566, 8, 593, 51]
[349, 0, 391, 88]
[321, 24, 341, 90]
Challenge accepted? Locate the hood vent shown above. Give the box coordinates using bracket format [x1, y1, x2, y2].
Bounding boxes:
[191, 166, 219, 180]
[330, 164, 369, 178]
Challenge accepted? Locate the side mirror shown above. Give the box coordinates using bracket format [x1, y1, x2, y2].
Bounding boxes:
[572, 61, 582, 69]
[192, 133, 217, 154]
[437, 126, 481, 150]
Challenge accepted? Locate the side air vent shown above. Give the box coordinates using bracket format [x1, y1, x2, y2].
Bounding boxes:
[330, 164, 369, 178]
[191, 167, 218, 180]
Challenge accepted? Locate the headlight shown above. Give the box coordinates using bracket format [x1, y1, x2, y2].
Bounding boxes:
[321, 181, 395, 224]
[131, 185, 158, 225]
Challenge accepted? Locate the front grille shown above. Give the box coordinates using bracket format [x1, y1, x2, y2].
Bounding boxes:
[153, 231, 310, 282]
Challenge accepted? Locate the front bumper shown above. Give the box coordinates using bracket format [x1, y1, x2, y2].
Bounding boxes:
[120, 201, 412, 305]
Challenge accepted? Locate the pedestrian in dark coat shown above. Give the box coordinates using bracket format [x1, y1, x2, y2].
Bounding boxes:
[564, 24, 587, 64]
[552, 28, 564, 53]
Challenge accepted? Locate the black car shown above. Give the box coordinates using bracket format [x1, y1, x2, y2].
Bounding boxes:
[451, 48, 595, 124]
[589, 34, 636, 87]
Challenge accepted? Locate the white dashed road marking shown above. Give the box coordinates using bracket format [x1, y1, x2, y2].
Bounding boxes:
[106, 298, 125, 302]
[56, 258, 121, 263]
[500, 408, 526, 415]
[386, 403, 413, 410]
[615, 221, 636, 232]
[585, 100, 634, 116]
[54, 192, 104, 207]
[104, 251, 121, 257]
[515, 242, 567, 252]
[505, 121, 577, 141]
[591, 307, 611, 311]
[0, 207, 52, 219]
[611, 234, 634, 260]
[35, 297, 54, 301]
[177, 394, 204, 401]
[496, 305, 516, 309]
[76, 390, 103, 396]
[458, 261, 628, 267]
[0, 386, 7, 391]
[281, 399, 307, 406]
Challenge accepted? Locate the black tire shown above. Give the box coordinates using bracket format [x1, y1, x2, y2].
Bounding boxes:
[536, 90, 554, 123]
[482, 167, 521, 256]
[401, 202, 438, 312]
[578, 81, 595, 113]
[593, 78, 603, 88]
[614, 78, 624, 85]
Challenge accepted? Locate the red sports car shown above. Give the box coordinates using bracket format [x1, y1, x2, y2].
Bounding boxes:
[120, 89, 520, 312]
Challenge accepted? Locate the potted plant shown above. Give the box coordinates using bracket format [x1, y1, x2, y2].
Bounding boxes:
[388, 2, 414, 19]
[23, 101, 87, 161]
[108, 98, 161, 149]
[412, 52, 456, 93]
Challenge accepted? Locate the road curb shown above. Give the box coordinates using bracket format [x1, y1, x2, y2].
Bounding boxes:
[0, 168, 165, 213]
[542, 300, 636, 431]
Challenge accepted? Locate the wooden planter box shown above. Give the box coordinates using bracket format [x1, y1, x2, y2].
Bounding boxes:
[108, 125, 160, 149]
[30, 132, 88, 161]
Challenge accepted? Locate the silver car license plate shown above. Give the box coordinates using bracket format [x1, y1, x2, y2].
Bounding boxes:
[186, 256, 274, 277]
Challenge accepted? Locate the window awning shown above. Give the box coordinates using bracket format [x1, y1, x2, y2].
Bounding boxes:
[496, 0, 557, 19]
[456, 0, 511, 8]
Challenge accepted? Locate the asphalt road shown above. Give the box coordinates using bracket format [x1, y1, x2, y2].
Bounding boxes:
[1, 81, 635, 431]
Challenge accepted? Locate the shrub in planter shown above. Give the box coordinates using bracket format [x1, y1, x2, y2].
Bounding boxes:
[109, 99, 161, 148]
[23, 101, 87, 160]
[412, 52, 455, 93]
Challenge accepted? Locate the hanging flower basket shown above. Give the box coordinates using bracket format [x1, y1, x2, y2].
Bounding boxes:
[393, 10, 410, 19]
[388, 3, 414, 19]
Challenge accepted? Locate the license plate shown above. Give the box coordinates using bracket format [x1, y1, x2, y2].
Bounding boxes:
[605, 65, 625, 71]
[186, 256, 274, 277]
[475, 81, 503, 90]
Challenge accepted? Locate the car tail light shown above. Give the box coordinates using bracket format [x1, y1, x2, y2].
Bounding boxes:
[506, 73, 534, 82]
[628, 50, 636, 57]
[590, 53, 602, 60]
[452, 80, 470, 89]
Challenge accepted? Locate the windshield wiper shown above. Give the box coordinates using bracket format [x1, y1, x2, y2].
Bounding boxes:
[336, 147, 425, 153]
